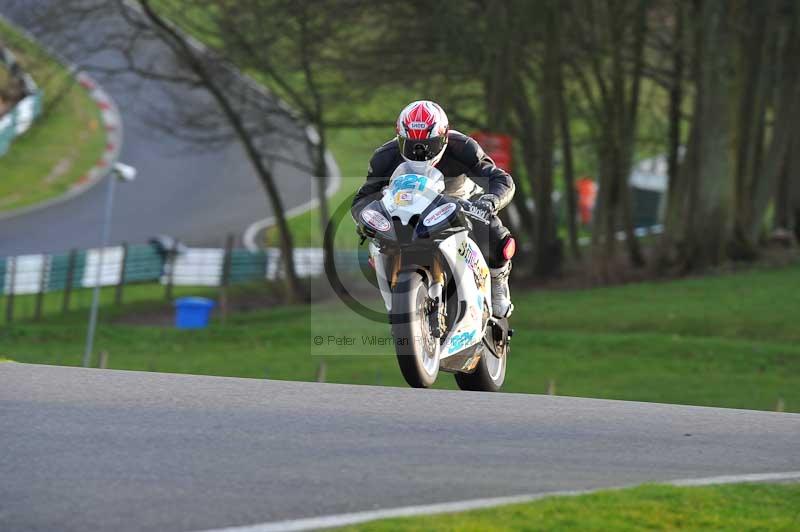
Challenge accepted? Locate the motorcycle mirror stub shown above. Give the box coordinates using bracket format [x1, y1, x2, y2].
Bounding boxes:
[361, 208, 391, 232]
[423, 202, 457, 227]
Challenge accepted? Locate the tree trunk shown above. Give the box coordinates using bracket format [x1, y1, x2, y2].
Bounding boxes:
[313, 131, 335, 279]
[746, 5, 800, 246]
[511, 71, 543, 274]
[785, 124, 800, 241]
[558, 74, 580, 260]
[483, 1, 518, 135]
[775, 147, 793, 231]
[618, 0, 647, 268]
[661, 0, 701, 268]
[587, 0, 646, 273]
[666, 0, 685, 208]
[730, 0, 774, 259]
[139, 0, 302, 300]
[533, 0, 562, 277]
[679, 0, 735, 270]
[482, 0, 526, 242]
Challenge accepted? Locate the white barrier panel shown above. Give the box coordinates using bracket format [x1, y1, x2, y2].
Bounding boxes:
[4, 254, 48, 295]
[82, 247, 124, 287]
[0, 113, 12, 134]
[14, 95, 37, 135]
[170, 248, 224, 286]
[265, 249, 282, 281]
[295, 248, 325, 278]
[265, 248, 324, 280]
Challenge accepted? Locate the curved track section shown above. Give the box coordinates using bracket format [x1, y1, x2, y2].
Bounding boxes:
[0, 2, 325, 255]
[1, 363, 798, 532]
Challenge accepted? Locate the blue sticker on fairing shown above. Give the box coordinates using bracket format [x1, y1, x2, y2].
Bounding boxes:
[448, 330, 477, 354]
[391, 174, 428, 195]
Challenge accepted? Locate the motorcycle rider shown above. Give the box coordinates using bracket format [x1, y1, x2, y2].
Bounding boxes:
[352, 100, 516, 318]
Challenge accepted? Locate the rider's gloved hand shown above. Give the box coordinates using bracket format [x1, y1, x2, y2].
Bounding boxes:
[356, 220, 375, 239]
[472, 194, 500, 218]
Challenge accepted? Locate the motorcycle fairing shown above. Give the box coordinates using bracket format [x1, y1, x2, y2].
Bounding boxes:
[437, 232, 491, 359]
[364, 164, 495, 371]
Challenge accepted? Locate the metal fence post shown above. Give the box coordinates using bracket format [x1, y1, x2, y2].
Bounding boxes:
[5, 257, 15, 324]
[115, 242, 128, 306]
[34, 256, 47, 321]
[219, 234, 234, 320]
[62, 249, 77, 314]
[165, 254, 175, 301]
[84, 174, 119, 368]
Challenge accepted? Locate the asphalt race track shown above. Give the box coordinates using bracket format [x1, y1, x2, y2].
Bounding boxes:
[1, 362, 799, 532]
[0, 2, 322, 256]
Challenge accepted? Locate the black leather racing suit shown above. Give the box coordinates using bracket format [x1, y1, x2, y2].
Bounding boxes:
[351, 130, 515, 268]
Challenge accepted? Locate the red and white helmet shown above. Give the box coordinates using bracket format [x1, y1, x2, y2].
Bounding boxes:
[396, 100, 449, 169]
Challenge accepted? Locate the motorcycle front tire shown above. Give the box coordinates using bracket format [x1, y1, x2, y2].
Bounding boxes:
[391, 270, 440, 388]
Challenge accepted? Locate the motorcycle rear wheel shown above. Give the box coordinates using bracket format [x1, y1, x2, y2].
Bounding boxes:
[391, 271, 440, 388]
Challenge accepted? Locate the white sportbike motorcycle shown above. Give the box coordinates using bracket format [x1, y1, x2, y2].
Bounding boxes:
[357, 163, 512, 391]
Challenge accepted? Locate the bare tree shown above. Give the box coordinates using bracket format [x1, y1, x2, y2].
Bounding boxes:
[12, 0, 349, 299]
[134, 0, 305, 299]
[565, 0, 649, 276]
[662, 0, 735, 270]
[186, 0, 372, 271]
[734, 0, 800, 254]
[532, 0, 562, 276]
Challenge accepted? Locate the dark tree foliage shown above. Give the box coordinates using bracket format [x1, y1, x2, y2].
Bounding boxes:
[20, 0, 800, 280]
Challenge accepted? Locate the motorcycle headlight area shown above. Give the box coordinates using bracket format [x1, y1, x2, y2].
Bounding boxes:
[360, 208, 391, 233]
[422, 202, 458, 227]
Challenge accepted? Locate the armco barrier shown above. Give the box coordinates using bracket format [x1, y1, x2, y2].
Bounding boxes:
[0, 245, 360, 297]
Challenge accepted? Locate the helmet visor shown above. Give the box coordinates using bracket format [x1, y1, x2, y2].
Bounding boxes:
[398, 136, 447, 162]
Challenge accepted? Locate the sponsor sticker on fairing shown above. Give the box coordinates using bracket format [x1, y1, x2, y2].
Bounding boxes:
[361, 209, 391, 232]
[391, 174, 428, 194]
[457, 241, 481, 271]
[448, 330, 478, 354]
[395, 191, 414, 206]
[423, 203, 457, 226]
[457, 241, 489, 288]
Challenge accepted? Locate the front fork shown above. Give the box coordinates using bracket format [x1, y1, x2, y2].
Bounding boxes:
[374, 242, 446, 337]
[427, 255, 446, 338]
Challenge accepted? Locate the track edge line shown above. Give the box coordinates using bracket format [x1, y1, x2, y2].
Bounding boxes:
[197, 470, 800, 532]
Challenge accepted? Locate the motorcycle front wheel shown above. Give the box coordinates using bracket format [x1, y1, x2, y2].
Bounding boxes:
[391, 270, 440, 388]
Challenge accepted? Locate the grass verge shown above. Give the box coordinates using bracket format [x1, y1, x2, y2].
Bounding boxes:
[1, 265, 798, 413]
[0, 18, 106, 213]
[334, 482, 800, 531]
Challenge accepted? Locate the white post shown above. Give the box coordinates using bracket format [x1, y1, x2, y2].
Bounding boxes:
[82, 174, 118, 368]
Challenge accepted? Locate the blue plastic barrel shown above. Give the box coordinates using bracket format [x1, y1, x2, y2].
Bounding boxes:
[174, 297, 215, 329]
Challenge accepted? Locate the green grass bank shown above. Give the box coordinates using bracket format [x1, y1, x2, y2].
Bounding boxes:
[335, 482, 800, 532]
[1, 264, 798, 413]
[0, 18, 106, 213]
